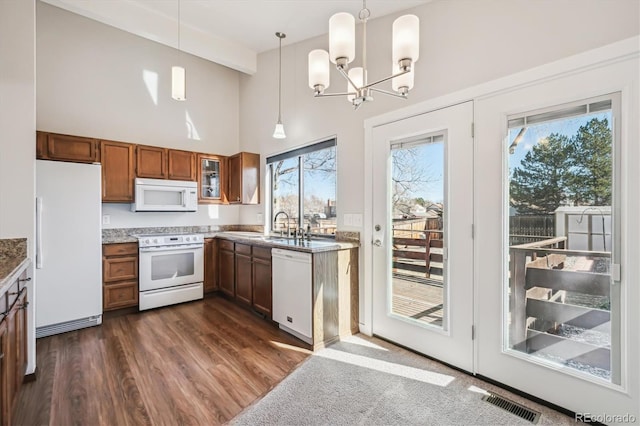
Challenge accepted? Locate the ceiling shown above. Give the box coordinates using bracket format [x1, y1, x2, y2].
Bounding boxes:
[40, 0, 430, 74]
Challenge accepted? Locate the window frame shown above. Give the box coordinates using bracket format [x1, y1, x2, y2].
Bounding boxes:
[267, 138, 337, 237]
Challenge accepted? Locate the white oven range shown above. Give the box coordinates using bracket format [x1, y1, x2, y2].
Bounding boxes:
[137, 233, 204, 310]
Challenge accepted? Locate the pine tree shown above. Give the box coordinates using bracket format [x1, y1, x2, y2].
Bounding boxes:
[510, 134, 571, 214]
[567, 118, 612, 206]
[510, 117, 612, 214]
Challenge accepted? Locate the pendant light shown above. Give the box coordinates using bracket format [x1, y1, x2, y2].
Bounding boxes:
[273, 32, 286, 139]
[172, 0, 186, 101]
[308, 0, 419, 109]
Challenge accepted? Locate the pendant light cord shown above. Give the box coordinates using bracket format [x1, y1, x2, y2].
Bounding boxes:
[278, 34, 282, 122]
[177, 0, 181, 50]
[276, 32, 286, 123]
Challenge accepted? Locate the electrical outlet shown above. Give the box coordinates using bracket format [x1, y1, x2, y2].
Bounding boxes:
[257, 213, 264, 223]
[102, 214, 111, 225]
[352, 214, 363, 227]
[344, 213, 353, 226]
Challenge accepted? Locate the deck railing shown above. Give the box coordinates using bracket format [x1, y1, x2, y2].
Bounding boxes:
[509, 236, 613, 375]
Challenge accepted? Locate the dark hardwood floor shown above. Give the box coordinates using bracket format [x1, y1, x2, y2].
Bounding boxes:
[14, 295, 311, 425]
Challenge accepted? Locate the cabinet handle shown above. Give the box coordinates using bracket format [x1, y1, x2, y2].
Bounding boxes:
[0, 353, 4, 360]
[18, 277, 31, 283]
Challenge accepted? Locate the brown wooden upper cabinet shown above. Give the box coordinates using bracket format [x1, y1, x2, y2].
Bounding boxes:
[136, 145, 167, 179]
[197, 154, 226, 203]
[168, 149, 195, 181]
[228, 152, 260, 205]
[101, 140, 135, 202]
[137, 146, 196, 181]
[36, 131, 99, 163]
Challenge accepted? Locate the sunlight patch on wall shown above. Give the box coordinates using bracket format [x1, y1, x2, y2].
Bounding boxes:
[142, 70, 158, 106]
[186, 111, 201, 141]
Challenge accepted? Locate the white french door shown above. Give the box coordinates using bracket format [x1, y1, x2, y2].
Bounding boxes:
[474, 57, 638, 420]
[371, 101, 474, 371]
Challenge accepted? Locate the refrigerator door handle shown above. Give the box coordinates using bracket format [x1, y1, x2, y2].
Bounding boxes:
[36, 196, 43, 269]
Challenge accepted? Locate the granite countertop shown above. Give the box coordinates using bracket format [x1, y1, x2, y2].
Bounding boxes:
[0, 238, 30, 290]
[215, 232, 359, 254]
[102, 227, 359, 254]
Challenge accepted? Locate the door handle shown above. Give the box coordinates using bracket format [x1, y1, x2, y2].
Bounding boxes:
[373, 239, 382, 247]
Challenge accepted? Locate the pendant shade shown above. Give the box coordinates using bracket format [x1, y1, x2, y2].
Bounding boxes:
[391, 62, 414, 92]
[329, 12, 355, 64]
[392, 15, 420, 64]
[347, 67, 364, 102]
[273, 122, 286, 139]
[308, 49, 330, 90]
[171, 66, 186, 101]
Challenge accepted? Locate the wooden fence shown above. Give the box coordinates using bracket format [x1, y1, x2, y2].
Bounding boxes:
[509, 215, 555, 245]
[509, 236, 612, 373]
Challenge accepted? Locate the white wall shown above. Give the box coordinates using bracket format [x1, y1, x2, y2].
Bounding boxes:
[238, 0, 640, 229]
[101, 203, 240, 230]
[0, 0, 37, 375]
[36, 2, 243, 228]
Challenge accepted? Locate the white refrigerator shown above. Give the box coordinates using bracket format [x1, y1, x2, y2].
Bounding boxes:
[35, 160, 103, 338]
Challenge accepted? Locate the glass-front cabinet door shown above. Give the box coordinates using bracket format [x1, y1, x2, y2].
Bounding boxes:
[197, 154, 224, 203]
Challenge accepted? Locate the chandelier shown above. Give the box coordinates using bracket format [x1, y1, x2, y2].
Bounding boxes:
[307, 0, 419, 109]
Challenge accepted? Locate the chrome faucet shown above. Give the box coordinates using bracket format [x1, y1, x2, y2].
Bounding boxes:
[273, 211, 291, 238]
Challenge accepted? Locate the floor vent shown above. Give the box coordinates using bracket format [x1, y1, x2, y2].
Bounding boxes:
[482, 392, 541, 424]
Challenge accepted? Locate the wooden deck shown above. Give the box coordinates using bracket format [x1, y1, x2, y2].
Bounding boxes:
[392, 273, 444, 327]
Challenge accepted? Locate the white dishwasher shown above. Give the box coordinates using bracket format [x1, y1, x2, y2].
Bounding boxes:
[272, 248, 313, 344]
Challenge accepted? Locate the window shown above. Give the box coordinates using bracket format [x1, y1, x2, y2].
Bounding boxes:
[267, 139, 337, 236]
[505, 95, 621, 384]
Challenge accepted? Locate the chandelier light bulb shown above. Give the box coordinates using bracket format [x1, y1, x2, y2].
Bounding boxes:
[329, 12, 355, 64]
[391, 62, 414, 93]
[308, 49, 330, 90]
[347, 67, 365, 102]
[392, 15, 420, 64]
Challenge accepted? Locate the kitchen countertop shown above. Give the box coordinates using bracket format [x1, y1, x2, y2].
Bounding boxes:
[0, 238, 30, 290]
[102, 228, 359, 253]
[215, 232, 358, 253]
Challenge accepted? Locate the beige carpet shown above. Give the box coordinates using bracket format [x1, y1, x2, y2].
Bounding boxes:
[231, 334, 574, 426]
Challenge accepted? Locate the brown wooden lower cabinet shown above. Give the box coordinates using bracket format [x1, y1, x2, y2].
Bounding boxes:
[103, 243, 139, 311]
[235, 251, 253, 306]
[203, 238, 218, 293]
[252, 256, 272, 318]
[0, 268, 30, 426]
[216, 240, 272, 319]
[218, 245, 235, 298]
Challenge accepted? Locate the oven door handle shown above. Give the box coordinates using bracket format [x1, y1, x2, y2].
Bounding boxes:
[139, 245, 203, 253]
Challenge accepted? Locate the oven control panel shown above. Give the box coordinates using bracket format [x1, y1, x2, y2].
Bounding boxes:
[137, 233, 204, 248]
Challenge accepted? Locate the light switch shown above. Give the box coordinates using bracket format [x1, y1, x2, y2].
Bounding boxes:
[352, 214, 363, 227]
[257, 213, 264, 223]
[344, 213, 353, 226]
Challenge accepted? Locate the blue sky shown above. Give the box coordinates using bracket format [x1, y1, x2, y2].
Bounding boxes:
[508, 111, 611, 171]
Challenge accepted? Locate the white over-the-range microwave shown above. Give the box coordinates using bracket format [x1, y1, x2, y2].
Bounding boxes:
[131, 178, 198, 212]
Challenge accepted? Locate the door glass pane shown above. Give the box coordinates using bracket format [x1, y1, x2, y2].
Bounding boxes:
[390, 135, 446, 328]
[506, 99, 619, 384]
[151, 252, 194, 280]
[303, 146, 337, 236]
[271, 157, 300, 234]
